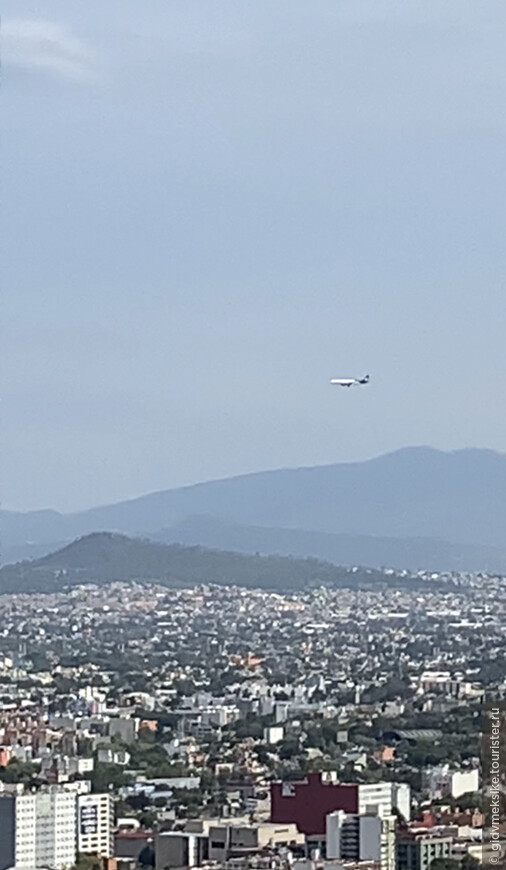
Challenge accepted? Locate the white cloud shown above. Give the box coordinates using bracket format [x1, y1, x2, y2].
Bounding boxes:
[2, 19, 95, 82]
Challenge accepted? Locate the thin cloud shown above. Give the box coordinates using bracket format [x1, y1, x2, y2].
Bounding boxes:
[2, 19, 95, 82]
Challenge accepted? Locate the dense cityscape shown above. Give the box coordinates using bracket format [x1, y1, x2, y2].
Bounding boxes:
[3, 3, 506, 870]
[0, 569, 504, 869]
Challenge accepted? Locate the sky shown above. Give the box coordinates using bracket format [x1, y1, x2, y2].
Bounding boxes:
[2, 0, 506, 512]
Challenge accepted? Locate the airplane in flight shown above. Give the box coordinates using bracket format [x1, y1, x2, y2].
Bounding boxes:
[330, 374, 370, 387]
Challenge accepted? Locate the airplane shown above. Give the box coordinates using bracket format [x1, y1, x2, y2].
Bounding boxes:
[330, 374, 370, 387]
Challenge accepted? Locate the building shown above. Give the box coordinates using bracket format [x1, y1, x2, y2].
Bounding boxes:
[294, 861, 379, 870]
[326, 810, 396, 870]
[359, 783, 411, 822]
[155, 831, 209, 870]
[271, 774, 410, 838]
[0, 793, 36, 870]
[108, 716, 138, 743]
[97, 748, 131, 766]
[275, 702, 289, 724]
[396, 833, 453, 870]
[327, 811, 381, 862]
[373, 747, 395, 764]
[264, 726, 284, 745]
[78, 793, 115, 857]
[271, 774, 358, 836]
[0, 789, 77, 870]
[0, 748, 12, 767]
[116, 829, 154, 861]
[36, 789, 77, 869]
[450, 770, 479, 799]
[380, 814, 397, 870]
[423, 765, 479, 801]
[207, 821, 304, 862]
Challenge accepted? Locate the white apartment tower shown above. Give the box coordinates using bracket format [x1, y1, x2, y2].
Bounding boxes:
[326, 808, 396, 870]
[358, 781, 411, 821]
[78, 792, 114, 857]
[0, 793, 37, 869]
[36, 789, 77, 869]
[0, 789, 76, 870]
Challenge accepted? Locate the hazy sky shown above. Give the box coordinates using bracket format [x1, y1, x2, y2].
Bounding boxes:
[2, 1, 506, 512]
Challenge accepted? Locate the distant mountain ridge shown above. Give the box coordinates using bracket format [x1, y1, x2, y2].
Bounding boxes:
[2, 446, 506, 571]
[153, 515, 506, 574]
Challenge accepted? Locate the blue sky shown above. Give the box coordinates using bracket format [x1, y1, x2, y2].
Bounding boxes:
[2, 1, 506, 511]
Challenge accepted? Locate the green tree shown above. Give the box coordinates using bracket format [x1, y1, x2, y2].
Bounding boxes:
[278, 738, 302, 760]
[454, 792, 482, 811]
[91, 763, 132, 793]
[139, 808, 159, 828]
[233, 716, 264, 740]
[0, 760, 40, 786]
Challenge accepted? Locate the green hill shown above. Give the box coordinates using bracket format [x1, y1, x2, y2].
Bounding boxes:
[0, 532, 412, 595]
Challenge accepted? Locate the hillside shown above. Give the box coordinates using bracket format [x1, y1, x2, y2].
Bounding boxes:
[0, 532, 408, 596]
[154, 515, 506, 574]
[2, 446, 506, 570]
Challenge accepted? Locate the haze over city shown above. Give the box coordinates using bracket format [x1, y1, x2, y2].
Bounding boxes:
[1, 5, 506, 870]
[3, 0, 506, 512]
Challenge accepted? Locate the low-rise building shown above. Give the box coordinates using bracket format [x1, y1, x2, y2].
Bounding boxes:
[208, 821, 304, 862]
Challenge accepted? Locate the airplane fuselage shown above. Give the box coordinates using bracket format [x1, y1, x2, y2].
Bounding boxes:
[330, 375, 370, 387]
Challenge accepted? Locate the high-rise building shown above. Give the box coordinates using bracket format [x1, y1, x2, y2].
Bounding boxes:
[326, 808, 396, 870]
[359, 782, 411, 822]
[36, 789, 77, 869]
[396, 833, 453, 870]
[0, 789, 76, 870]
[78, 792, 114, 857]
[0, 793, 37, 870]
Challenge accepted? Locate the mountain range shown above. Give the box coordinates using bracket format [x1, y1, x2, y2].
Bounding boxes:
[2, 446, 505, 572]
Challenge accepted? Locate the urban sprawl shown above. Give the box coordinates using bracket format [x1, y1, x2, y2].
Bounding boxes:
[0, 569, 505, 870]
